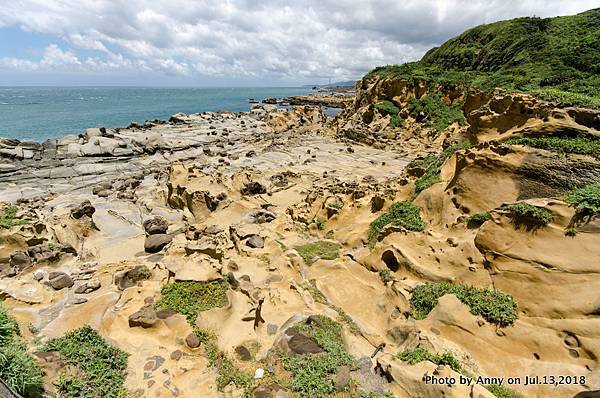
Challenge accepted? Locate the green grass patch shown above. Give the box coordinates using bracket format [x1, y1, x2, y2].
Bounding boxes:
[467, 212, 491, 227]
[486, 384, 525, 398]
[504, 203, 553, 227]
[565, 183, 600, 215]
[408, 93, 465, 132]
[43, 325, 128, 398]
[0, 304, 43, 398]
[410, 282, 518, 326]
[368, 201, 425, 247]
[505, 136, 600, 158]
[295, 241, 340, 265]
[396, 347, 524, 398]
[412, 141, 470, 195]
[379, 269, 393, 284]
[375, 100, 403, 129]
[397, 347, 462, 373]
[0, 206, 28, 229]
[284, 315, 354, 397]
[154, 280, 229, 324]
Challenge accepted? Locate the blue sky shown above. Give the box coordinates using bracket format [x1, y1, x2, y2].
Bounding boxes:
[0, 0, 598, 86]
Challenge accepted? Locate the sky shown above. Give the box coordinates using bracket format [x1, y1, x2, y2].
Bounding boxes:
[0, 0, 598, 86]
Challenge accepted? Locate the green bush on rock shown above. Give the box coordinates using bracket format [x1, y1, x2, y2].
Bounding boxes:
[368, 201, 425, 247]
[295, 241, 340, 265]
[410, 282, 518, 326]
[43, 325, 128, 398]
[504, 203, 553, 227]
[565, 183, 600, 215]
[154, 280, 229, 324]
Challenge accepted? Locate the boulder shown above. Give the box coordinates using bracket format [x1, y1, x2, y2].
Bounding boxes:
[246, 235, 265, 249]
[185, 333, 201, 348]
[235, 345, 252, 361]
[144, 234, 173, 253]
[241, 181, 267, 196]
[48, 272, 74, 290]
[287, 331, 324, 354]
[142, 216, 169, 235]
[334, 365, 351, 392]
[370, 195, 385, 213]
[71, 200, 96, 219]
[74, 279, 101, 294]
[114, 265, 152, 289]
[128, 305, 157, 328]
[9, 251, 32, 271]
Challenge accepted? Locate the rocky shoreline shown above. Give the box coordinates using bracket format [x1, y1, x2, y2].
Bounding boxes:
[0, 75, 599, 398]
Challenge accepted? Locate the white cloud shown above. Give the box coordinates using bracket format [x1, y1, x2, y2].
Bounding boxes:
[0, 0, 598, 82]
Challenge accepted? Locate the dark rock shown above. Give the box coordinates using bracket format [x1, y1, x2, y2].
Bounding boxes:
[71, 200, 96, 219]
[74, 279, 101, 294]
[288, 331, 323, 354]
[48, 272, 74, 290]
[370, 195, 385, 213]
[267, 324, 278, 335]
[115, 265, 152, 289]
[406, 165, 426, 178]
[143, 217, 169, 235]
[9, 251, 32, 271]
[234, 345, 252, 361]
[156, 309, 178, 319]
[185, 333, 201, 348]
[170, 350, 183, 361]
[245, 235, 264, 249]
[241, 181, 267, 195]
[129, 305, 157, 328]
[144, 234, 173, 253]
[334, 365, 351, 391]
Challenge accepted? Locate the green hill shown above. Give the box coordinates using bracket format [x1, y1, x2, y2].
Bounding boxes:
[366, 8, 600, 107]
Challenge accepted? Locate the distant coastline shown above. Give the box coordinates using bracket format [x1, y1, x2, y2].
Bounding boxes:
[0, 86, 312, 141]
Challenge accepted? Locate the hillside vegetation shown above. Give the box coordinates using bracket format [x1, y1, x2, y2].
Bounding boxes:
[366, 8, 600, 107]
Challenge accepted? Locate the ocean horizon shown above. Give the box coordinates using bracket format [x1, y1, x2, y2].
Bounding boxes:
[0, 86, 312, 142]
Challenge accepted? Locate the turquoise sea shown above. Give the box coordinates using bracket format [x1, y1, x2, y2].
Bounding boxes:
[0, 86, 313, 141]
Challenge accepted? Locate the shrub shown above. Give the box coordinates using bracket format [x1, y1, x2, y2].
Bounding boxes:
[467, 212, 491, 227]
[284, 316, 354, 397]
[295, 241, 340, 265]
[0, 206, 28, 229]
[43, 325, 128, 398]
[155, 280, 229, 324]
[486, 384, 525, 398]
[397, 347, 462, 373]
[505, 136, 600, 158]
[408, 94, 465, 132]
[410, 282, 518, 326]
[412, 142, 470, 195]
[374, 100, 400, 115]
[0, 304, 43, 397]
[505, 203, 553, 226]
[564, 227, 578, 237]
[565, 183, 600, 215]
[368, 201, 425, 246]
[379, 269, 393, 284]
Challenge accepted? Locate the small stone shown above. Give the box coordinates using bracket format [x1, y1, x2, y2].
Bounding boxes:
[235, 345, 252, 361]
[143, 217, 169, 235]
[333, 366, 351, 391]
[170, 350, 183, 361]
[185, 333, 201, 348]
[477, 319, 485, 327]
[33, 269, 47, 281]
[71, 200, 96, 219]
[246, 235, 264, 249]
[128, 305, 157, 328]
[144, 234, 173, 253]
[73, 297, 88, 305]
[48, 272, 74, 290]
[228, 260, 239, 271]
[496, 330, 506, 337]
[267, 324, 278, 335]
[254, 368, 265, 379]
[74, 279, 101, 294]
